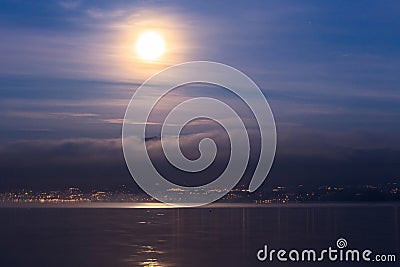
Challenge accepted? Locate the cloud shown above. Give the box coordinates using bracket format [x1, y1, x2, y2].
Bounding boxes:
[0, 138, 131, 190]
[0, 138, 122, 164]
[0, 3, 222, 81]
[4, 111, 99, 119]
[0, 123, 399, 191]
[86, 8, 127, 19]
[59, 1, 81, 10]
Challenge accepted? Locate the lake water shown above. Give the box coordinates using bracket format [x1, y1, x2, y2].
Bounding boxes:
[0, 203, 399, 266]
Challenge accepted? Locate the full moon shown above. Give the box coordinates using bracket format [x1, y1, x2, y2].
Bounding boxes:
[135, 31, 166, 61]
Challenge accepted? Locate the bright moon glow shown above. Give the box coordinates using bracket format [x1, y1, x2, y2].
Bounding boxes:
[135, 31, 166, 61]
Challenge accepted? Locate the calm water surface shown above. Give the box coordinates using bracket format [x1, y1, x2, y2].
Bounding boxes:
[0, 203, 399, 267]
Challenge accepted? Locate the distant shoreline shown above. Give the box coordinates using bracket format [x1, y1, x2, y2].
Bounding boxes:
[1, 201, 400, 209]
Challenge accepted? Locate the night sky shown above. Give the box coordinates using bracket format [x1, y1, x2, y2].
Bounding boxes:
[0, 0, 399, 191]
